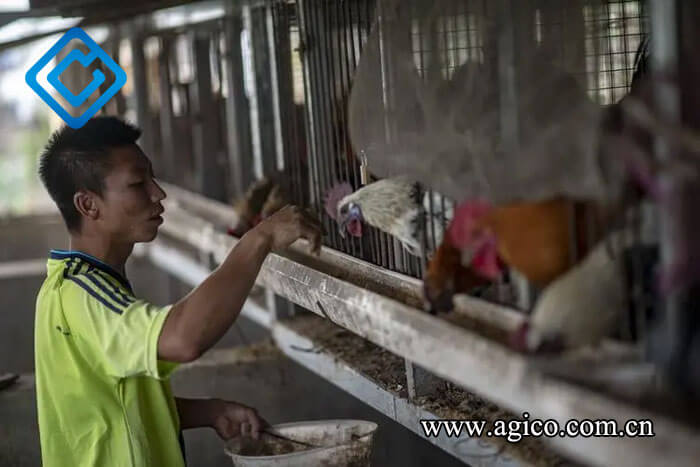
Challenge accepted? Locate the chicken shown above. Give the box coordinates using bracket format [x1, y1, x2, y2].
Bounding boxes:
[227, 177, 277, 237]
[423, 237, 493, 313]
[424, 200, 497, 312]
[448, 198, 582, 287]
[510, 230, 631, 353]
[324, 177, 424, 255]
[260, 184, 291, 220]
[423, 196, 607, 313]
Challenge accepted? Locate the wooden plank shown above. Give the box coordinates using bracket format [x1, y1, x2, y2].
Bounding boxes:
[156, 185, 700, 467]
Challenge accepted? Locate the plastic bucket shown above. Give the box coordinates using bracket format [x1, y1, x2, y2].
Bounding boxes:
[225, 419, 378, 467]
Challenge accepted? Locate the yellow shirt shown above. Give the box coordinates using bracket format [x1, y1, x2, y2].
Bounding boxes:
[35, 249, 185, 467]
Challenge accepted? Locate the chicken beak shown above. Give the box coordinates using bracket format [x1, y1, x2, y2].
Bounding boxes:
[338, 220, 347, 239]
[460, 248, 475, 266]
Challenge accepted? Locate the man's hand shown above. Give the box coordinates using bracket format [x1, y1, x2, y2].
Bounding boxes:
[211, 399, 267, 441]
[175, 398, 267, 440]
[250, 205, 322, 255]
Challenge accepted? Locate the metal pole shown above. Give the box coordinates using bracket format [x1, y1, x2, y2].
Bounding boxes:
[190, 30, 226, 201]
[376, 0, 408, 273]
[129, 20, 152, 157]
[648, 0, 700, 394]
[245, 4, 278, 178]
[223, 6, 254, 198]
[297, 0, 322, 210]
[158, 35, 177, 184]
[648, 0, 681, 380]
[266, 6, 285, 171]
[496, 0, 533, 310]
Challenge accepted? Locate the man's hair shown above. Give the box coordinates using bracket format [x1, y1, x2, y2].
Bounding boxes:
[38, 116, 142, 233]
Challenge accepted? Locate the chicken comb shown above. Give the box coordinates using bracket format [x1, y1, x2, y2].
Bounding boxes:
[447, 200, 493, 250]
[324, 182, 354, 221]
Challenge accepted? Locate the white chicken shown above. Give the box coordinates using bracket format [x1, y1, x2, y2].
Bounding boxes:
[325, 176, 424, 255]
[511, 229, 636, 352]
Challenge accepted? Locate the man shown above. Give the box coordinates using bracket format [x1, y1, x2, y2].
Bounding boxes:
[34, 116, 322, 466]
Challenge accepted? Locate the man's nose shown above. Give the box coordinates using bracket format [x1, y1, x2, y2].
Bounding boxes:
[150, 178, 167, 202]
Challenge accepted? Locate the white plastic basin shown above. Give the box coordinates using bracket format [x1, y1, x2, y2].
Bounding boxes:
[225, 419, 378, 467]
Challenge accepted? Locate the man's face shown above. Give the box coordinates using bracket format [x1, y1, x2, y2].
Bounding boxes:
[94, 145, 166, 243]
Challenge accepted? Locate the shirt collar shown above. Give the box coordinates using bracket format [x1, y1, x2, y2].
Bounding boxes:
[49, 249, 133, 293]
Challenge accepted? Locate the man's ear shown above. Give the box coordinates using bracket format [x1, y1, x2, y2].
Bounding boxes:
[74, 191, 99, 221]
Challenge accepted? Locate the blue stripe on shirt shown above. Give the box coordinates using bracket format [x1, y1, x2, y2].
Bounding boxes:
[51, 249, 133, 293]
[64, 274, 124, 315]
[80, 272, 132, 308]
[62, 258, 126, 315]
[88, 270, 135, 305]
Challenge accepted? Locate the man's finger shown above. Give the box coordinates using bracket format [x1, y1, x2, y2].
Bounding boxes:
[299, 208, 321, 227]
[248, 411, 262, 440]
[221, 419, 237, 439]
[301, 223, 322, 255]
[240, 421, 251, 438]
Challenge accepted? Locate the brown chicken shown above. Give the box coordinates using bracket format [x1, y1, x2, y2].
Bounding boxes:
[424, 197, 605, 312]
[260, 184, 291, 220]
[482, 199, 578, 286]
[227, 177, 277, 237]
[423, 239, 493, 313]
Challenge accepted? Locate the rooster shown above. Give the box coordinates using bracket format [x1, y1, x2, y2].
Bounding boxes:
[324, 177, 424, 255]
[423, 237, 494, 313]
[448, 198, 582, 286]
[423, 197, 602, 313]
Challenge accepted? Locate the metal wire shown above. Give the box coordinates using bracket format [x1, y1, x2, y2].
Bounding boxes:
[263, 0, 650, 285]
[284, 0, 408, 272]
[584, 0, 648, 104]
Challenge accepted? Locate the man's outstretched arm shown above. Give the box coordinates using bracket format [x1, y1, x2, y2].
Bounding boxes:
[158, 205, 321, 363]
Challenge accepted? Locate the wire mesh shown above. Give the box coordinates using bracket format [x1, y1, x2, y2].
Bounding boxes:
[265, 0, 649, 287]
[293, 0, 415, 274]
[584, 0, 649, 104]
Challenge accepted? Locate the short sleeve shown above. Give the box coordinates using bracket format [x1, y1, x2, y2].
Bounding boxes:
[62, 281, 178, 379]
